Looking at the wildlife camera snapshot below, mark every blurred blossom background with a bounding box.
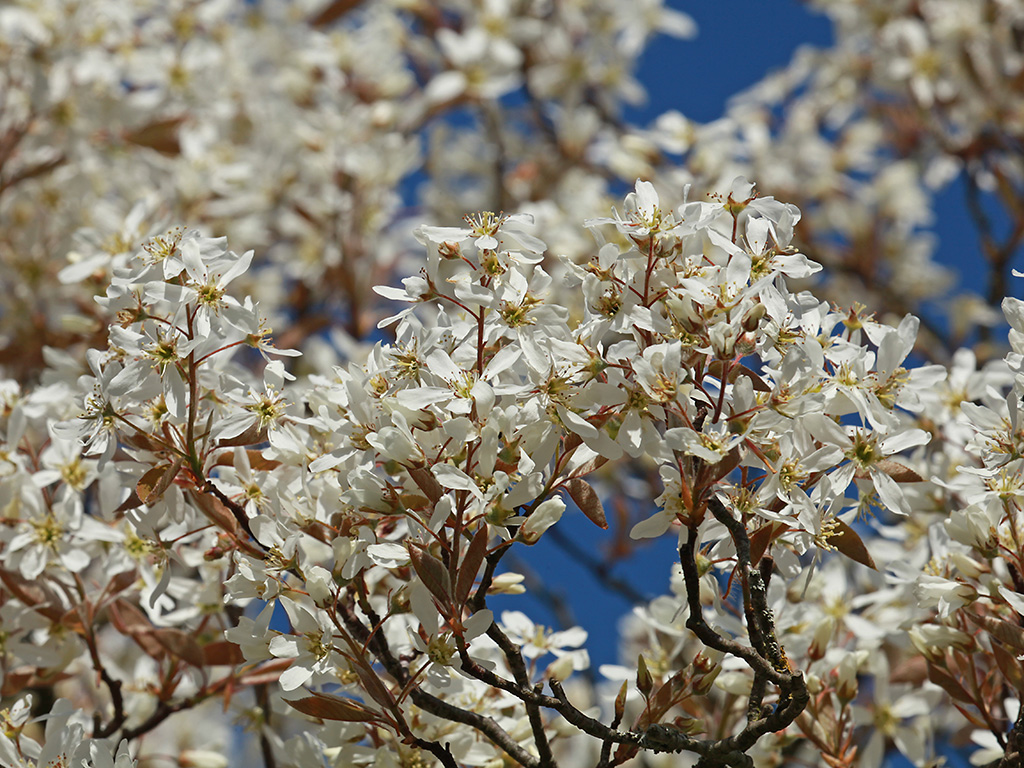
[2,0,1023,765]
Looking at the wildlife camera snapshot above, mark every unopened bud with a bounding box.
[808,616,835,661]
[518,498,565,545]
[734,331,757,356]
[741,302,767,332]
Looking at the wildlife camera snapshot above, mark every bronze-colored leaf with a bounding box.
[992,641,1024,693]
[114,490,144,515]
[830,519,876,570]
[399,493,430,512]
[61,605,87,635]
[926,661,974,704]
[122,116,185,155]
[149,628,205,667]
[346,656,398,711]
[105,569,139,599]
[215,422,269,448]
[614,680,628,722]
[967,612,1024,655]
[854,459,923,483]
[287,692,379,723]
[136,458,182,506]
[748,522,789,566]
[188,488,241,537]
[409,546,451,606]
[210,449,281,472]
[408,467,443,504]
[706,360,771,392]
[708,445,743,483]
[107,599,164,659]
[568,454,610,478]
[107,598,152,635]
[565,478,608,529]
[202,640,246,667]
[0,569,65,622]
[455,526,490,605]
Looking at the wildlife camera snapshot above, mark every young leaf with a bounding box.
[456,526,490,605]
[136,458,183,506]
[830,519,877,570]
[565,477,608,529]
[854,459,923,483]
[637,654,653,699]
[149,628,205,667]
[749,522,789,566]
[202,640,246,667]
[926,661,974,704]
[287,692,380,723]
[614,679,628,724]
[409,546,452,606]
[967,612,1024,655]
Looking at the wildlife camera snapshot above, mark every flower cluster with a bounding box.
[3,175,1020,767]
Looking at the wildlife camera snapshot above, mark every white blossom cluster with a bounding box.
[0,174,1018,767]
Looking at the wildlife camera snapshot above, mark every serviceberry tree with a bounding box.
[0,2,1022,768]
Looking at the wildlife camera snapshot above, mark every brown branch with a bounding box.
[337,597,542,768]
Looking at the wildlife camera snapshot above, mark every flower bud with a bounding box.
[808,616,835,661]
[305,565,335,607]
[741,302,767,332]
[518,497,565,544]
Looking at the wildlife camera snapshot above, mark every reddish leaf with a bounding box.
[854,459,923,483]
[136,459,182,506]
[614,680,628,723]
[202,640,246,667]
[107,600,164,659]
[565,477,608,529]
[399,493,430,512]
[309,0,364,28]
[107,598,152,635]
[408,467,443,504]
[409,546,451,606]
[1,669,73,697]
[456,526,490,605]
[748,522,789,566]
[991,641,1024,693]
[967,612,1024,655]
[0,569,65,622]
[122,116,185,155]
[707,360,771,392]
[61,606,87,636]
[215,422,268,448]
[926,661,974,704]
[188,489,241,537]
[708,446,743,484]
[568,454,610,478]
[287,692,379,723]
[114,490,144,514]
[105,568,139,599]
[347,656,398,711]
[210,449,281,472]
[149,628,205,667]
[831,519,876,571]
